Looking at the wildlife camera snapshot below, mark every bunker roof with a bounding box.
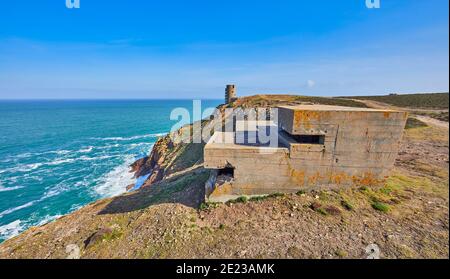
[277,104,399,112]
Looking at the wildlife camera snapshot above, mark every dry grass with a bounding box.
[347,93,449,109]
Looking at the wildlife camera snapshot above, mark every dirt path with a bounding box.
[415,115,449,129]
[347,99,449,129]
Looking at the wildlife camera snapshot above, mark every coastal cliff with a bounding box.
[0,95,448,259]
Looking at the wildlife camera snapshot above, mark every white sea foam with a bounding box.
[79,146,93,153]
[0,220,23,240]
[1,162,44,173]
[69,204,83,212]
[79,155,117,161]
[0,183,24,192]
[46,158,76,166]
[94,155,135,198]
[13,153,33,159]
[97,143,120,149]
[37,214,63,226]
[0,201,35,219]
[128,142,153,147]
[8,150,69,160]
[94,133,167,142]
[48,150,71,155]
[17,163,43,172]
[7,155,119,173]
[43,187,66,199]
[0,215,62,241]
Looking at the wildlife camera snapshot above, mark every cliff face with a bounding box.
[130,124,207,189]
[0,95,447,259]
[130,137,172,186]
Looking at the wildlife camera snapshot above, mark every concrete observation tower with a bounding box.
[225,84,237,104]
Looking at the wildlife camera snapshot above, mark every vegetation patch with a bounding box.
[296,190,306,196]
[249,196,268,202]
[233,196,249,204]
[267,192,285,198]
[335,250,348,258]
[405,126,449,142]
[429,111,449,122]
[84,227,123,249]
[310,202,341,216]
[405,118,428,129]
[340,199,354,211]
[346,93,449,109]
[386,172,448,197]
[199,202,221,211]
[371,202,390,213]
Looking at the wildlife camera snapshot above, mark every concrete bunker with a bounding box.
[204,104,408,202]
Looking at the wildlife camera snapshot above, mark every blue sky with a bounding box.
[0,0,448,99]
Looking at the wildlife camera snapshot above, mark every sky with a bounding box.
[0,0,448,99]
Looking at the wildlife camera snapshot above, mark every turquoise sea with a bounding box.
[0,99,221,242]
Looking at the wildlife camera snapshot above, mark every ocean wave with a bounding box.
[50,155,117,165]
[0,220,23,240]
[94,155,135,198]
[96,143,120,149]
[12,153,33,159]
[0,201,35,219]
[43,187,66,199]
[2,154,120,174]
[0,184,24,192]
[79,146,93,153]
[48,150,71,155]
[17,163,43,172]
[127,142,154,149]
[46,158,76,166]
[37,214,63,226]
[93,133,167,142]
[5,146,92,162]
[6,150,70,160]
[0,214,62,241]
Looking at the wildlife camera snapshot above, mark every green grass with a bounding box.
[296,190,306,196]
[346,93,449,109]
[248,196,268,202]
[340,199,354,211]
[227,196,249,204]
[428,111,449,122]
[335,250,348,258]
[245,193,286,203]
[267,192,285,198]
[316,208,329,216]
[104,230,123,241]
[405,118,428,129]
[371,202,390,213]
[199,202,220,211]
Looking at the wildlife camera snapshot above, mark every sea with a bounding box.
[0,99,221,242]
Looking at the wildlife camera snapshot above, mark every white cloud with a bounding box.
[307,80,316,88]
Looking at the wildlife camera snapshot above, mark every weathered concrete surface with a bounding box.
[225,84,237,104]
[204,105,408,202]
